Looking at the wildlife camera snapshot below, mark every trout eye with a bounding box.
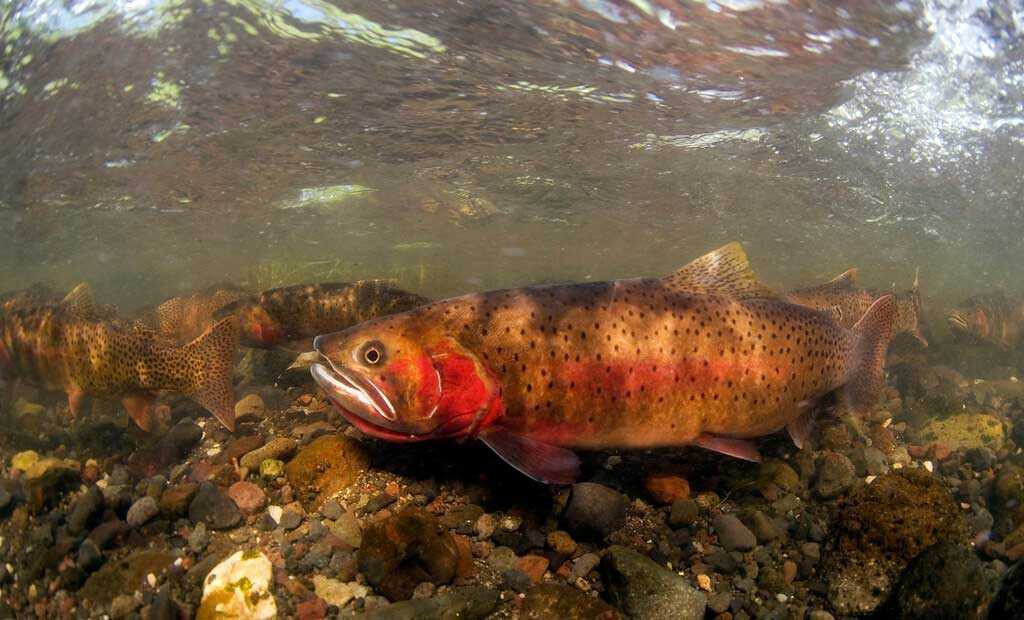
[360,341,385,366]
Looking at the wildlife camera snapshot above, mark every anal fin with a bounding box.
[122,392,156,431]
[693,434,762,463]
[480,428,580,484]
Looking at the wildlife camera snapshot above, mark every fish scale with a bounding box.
[311,243,896,483]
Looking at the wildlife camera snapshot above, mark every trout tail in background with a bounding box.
[843,294,896,415]
[907,267,929,347]
[180,316,240,431]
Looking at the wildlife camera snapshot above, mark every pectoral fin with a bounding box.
[479,428,580,484]
[787,401,817,449]
[693,434,762,463]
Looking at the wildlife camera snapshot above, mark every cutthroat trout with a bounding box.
[216,281,429,349]
[948,291,1024,349]
[0,303,239,432]
[136,285,252,344]
[310,244,895,483]
[786,268,927,347]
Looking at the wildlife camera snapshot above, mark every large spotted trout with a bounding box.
[310,244,895,483]
[785,268,927,346]
[0,299,239,432]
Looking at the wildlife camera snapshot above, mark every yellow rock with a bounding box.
[13,398,45,417]
[197,550,276,620]
[920,413,1006,451]
[24,457,80,480]
[11,450,40,471]
[285,435,368,510]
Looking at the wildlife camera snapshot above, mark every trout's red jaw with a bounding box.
[310,362,419,441]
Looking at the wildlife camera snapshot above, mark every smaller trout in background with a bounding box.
[948,291,1024,349]
[216,280,429,349]
[0,300,239,431]
[136,284,252,344]
[786,268,927,346]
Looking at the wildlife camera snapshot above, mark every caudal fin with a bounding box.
[182,316,239,431]
[844,294,896,415]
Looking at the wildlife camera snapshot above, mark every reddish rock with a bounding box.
[276,569,312,598]
[908,445,927,458]
[645,475,691,504]
[453,534,475,578]
[82,463,100,485]
[227,481,267,514]
[222,435,265,463]
[385,482,400,496]
[517,555,550,585]
[189,461,213,483]
[930,443,953,461]
[296,394,314,406]
[1006,542,1024,562]
[297,597,328,620]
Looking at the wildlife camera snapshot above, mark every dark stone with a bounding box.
[669,499,699,528]
[88,519,128,550]
[361,493,397,515]
[78,538,104,573]
[149,588,176,620]
[815,452,855,499]
[750,510,783,543]
[280,508,303,531]
[357,507,459,602]
[708,592,732,614]
[563,483,628,541]
[520,583,622,619]
[707,551,740,575]
[878,542,993,620]
[79,550,174,606]
[989,559,1024,620]
[503,569,532,593]
[491,529,531,554]
[321,499,344,521]
[603,545,706,620]
[439,504,484,535]
[356,586,498,620]
[128,421,203,478]
[24,464,80,513]
[67,487,104,535]
[713,514,756,552]
[188,482,242,530]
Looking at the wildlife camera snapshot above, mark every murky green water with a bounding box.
[3,0,1021,328]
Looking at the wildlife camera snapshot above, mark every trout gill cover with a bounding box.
[310,244,896,483]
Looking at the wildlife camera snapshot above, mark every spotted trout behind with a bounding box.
[136,284,252,344]
[0,301,239,432]
[310,243,896,483]
[216,280,429,349]
[785,268,927,347]
[948,290,1024,349]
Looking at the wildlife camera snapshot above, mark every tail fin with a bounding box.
[844,294,896,415]
[182,316,239,431]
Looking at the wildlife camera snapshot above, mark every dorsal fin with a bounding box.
[60,283,100,319]
[826,268,859,288]
[661,242,776,299]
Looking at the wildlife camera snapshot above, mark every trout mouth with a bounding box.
[310,360,416,441]
[947,313,970,333]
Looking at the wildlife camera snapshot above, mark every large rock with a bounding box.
[919,413,1005,452]
[351,586,498,620]
[285,435,368,510]
[814,452,855,499]
[989,559,1024,619]
[521,583,622,619]
[823,469,969,616]
[878,542,993,620]
[80,550,175,606]
[189,482,242,530]
[357,507,459,602]
[602,545,706,620]
[22,457,80,513]
[197,550,276,620]
[562,483,629,541]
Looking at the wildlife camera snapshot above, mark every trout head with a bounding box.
[310,318,500,442]
[948,303,991,341]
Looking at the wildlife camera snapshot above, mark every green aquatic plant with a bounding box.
[276,184,376,210]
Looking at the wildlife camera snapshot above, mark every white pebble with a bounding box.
[893,462,903,469]
[961,502,971,510]
[924,461,934,473]
[882,418,892,428]
[267,505,283,523]
[147,573,156,587]
[776,593,788,603]
[865,476,877,484]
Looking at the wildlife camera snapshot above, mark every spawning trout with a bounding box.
[948,291,1024,349]
[0,302,239,432]
[136,284,252,344]
[216,281,429,349]
[785,268,927,346]
[310,243,895,483]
